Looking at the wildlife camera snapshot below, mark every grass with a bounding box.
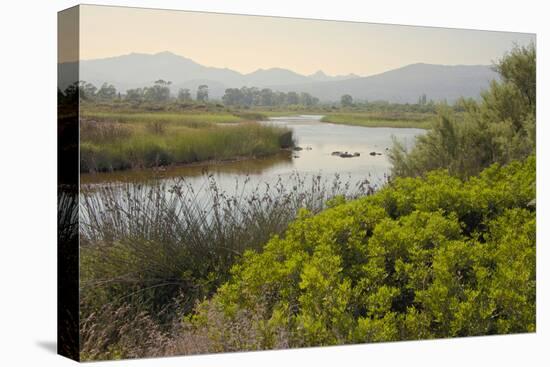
[79,173,375,360]
[321,112,435,129]
[81,111,245,128]
[80,110,292,173]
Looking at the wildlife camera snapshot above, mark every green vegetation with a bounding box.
[80,155,535,359]
[185,156,535,350]
[77,44,536,360]
[222,87,319,107]
[81,111,245,126]
[79,174,374,360]
[79,109,292,173]
[390,43,536,178]
[321,112,435,129]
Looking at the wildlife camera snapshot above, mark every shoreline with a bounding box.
[80,150,293,185]
[320,115,431,129]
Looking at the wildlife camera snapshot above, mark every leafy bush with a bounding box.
[186,156,535,351]
[390,43,535,178]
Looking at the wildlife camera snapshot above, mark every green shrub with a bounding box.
[390,43,535,178]
[186,156,535,350]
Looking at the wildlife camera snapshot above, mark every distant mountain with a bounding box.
[77,51,361,97]
[275,63,499,103]
[308,70,359,82]
[69,52,498,102]
[244,68,311,86]
[79,51,244,94]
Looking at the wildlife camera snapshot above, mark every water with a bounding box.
[80,115,424,194]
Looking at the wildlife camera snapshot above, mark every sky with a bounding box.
[74,4,535,77]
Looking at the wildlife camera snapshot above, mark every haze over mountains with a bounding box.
[74,51,499,103]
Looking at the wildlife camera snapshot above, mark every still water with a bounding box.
[80,115,424,192]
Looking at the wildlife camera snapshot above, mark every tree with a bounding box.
[300,92,316,106]
[286,91,299,105]
[493,43,536,110]
[144,79,172,102]
[79,81,97,101]
[221,87,320,107]
[126,88,144,102]
[177,88,192,102]
[96,83,117,100]
[260,88,274,106]
[196,85,209,102]
[222,88,243,106]
[390,43,536,179]
[418,93,427,105]
[341,94,353,107]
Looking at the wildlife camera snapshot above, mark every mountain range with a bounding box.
[65,51,499,103]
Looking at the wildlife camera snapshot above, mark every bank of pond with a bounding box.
[79,109,432,174]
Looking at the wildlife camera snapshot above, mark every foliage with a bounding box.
[79,173,375,359]
[79,108,292,173]
[186,156,535,351]
[340,94,353,107]
[390,43,536,178]
[196,84,209,102]
[177,88,192,102]
[96,83,117,100]
[222,87,319,107]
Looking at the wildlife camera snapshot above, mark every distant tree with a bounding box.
[96,83,117,100]
[221,86,320,107]
[418,93,427,105]
[126,88,144,102]
[78,81,97,101]
[222,88,243,106]
[286,91,299,105]
[177,88,192,102]
[340,94,353,107]
[274,91,286,106]
[196,85,209,102]
[260,88,274,106]
[300,92,313,106]
[144,79,172,102]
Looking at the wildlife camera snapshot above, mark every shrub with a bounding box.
[79,172,376,357]
[186,156,535,351]
[390,43,535,179]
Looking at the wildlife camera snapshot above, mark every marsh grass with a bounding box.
[80,120,132,143]
[79,173,376,360]
[80,116,293,173]
[321,112,434,129]
[81,111,243,127]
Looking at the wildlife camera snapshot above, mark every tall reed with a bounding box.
[79,172,376,359]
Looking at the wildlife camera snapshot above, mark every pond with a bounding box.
[80,115,424,193]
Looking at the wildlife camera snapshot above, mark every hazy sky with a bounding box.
[76,4,535,77]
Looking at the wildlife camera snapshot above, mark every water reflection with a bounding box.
[81,115,424,191]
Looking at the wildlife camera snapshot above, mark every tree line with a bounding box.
[222,87,319,107]
[78,79,210,104]
[75,80,322,107]
[66,79,459,112]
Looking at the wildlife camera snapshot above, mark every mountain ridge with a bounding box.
[66,51,499,102]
